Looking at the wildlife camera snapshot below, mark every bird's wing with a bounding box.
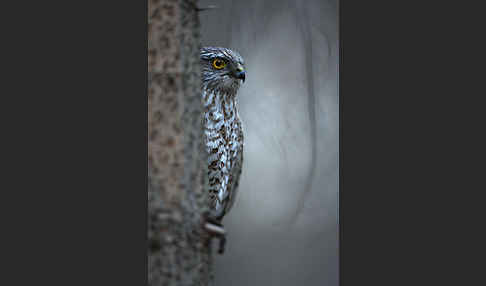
[223,125,244,216]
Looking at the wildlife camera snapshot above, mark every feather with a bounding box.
[200,47,245,222]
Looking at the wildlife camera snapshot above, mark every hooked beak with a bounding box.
[235,70,245,82]
[233,65,246,82]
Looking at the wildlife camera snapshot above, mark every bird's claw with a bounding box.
[218,235,226,254]
[204,218,227,254]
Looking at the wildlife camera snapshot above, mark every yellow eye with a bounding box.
[212,58,226,69]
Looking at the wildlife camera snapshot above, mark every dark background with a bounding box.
[199,1,339,285]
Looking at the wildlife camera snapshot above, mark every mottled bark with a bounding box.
[148,0,212,285]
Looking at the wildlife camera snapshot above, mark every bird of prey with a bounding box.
[200,47,246,253]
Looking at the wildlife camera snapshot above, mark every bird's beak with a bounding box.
[235,71,245,82]
[234,65,245,82]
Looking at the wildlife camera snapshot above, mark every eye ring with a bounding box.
[212,58,226,69]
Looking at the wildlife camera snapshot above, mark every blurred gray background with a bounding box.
[199,1,338,285]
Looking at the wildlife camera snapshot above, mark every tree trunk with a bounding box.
[148,0,211,285]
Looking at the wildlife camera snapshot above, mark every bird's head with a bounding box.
[200,47,246,95]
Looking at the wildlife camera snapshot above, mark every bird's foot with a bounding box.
[204,218,226,254]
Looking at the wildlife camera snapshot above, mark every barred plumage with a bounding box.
[200,47,245,222]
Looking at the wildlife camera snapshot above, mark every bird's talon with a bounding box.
[218,235,226,254]
[204,219,226,255]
